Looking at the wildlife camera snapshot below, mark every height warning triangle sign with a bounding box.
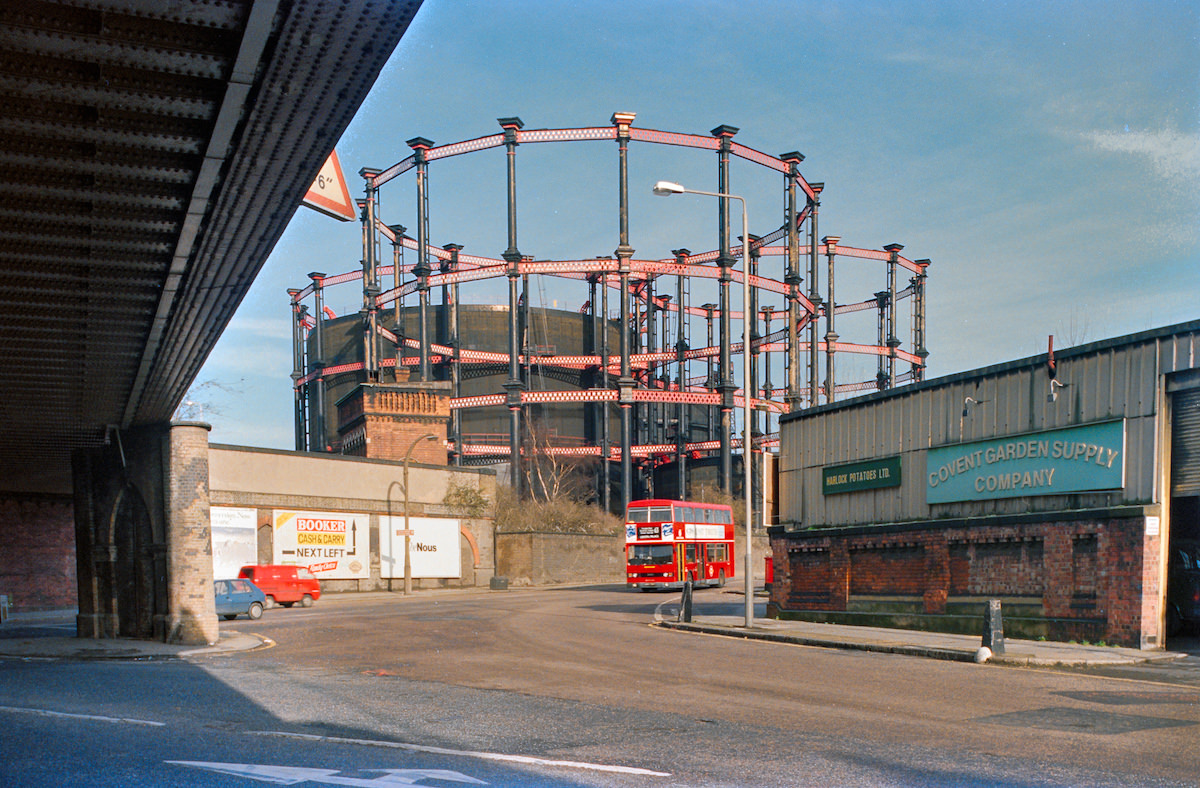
[302,150,356,221]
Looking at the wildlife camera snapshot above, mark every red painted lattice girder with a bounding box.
[426,133,505,161]
[395,355,446,366]
[631,260,719,281]
[685,250,721,264]
[371,155,416,188]
[458,433,779,459]
[628,127,720,150]
[522,389,617,405]
[378,281,419,303]
[395,234,453,261]
[309,327,916,380]
[430,265,507,288]
[750,203,813,250]
[826,243,925,274]
[729,141,788,174]
[836,380,879,394]
[518,127,616,144]
[520,259,618,276]
[738,396,787,414]
[830,341,923,365]
[632,389,720,406]
[453,393,507,409]
[630,350,679,365]
[538,445,604,457]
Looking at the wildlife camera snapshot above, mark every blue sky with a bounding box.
[189,0,1200,449]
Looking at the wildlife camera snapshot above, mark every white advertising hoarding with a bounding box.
[210,506,257,579]
[380,517,461,579]
[272,509,370,580]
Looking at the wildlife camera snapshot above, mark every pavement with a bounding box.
[656,614,1188,667]
[0,609,272,661]
[0,600,1188,667]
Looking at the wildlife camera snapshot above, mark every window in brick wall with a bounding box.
[788,549,830,605]
[850,546,924,595]
[1072,534,1098,599]
[960,539,1045,597]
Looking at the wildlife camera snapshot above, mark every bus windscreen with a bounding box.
[627,544,674,565]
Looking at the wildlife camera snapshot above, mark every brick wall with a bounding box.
[164,422,218,645]
[770,513,1159,648]
[337,382,449,463]
[786,548,832,607]
[0,494,76,611]
[850,546,925,595]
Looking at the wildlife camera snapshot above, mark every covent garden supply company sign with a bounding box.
[926,420,1125,504]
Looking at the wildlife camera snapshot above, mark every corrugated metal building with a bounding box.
[770,320,1200,649]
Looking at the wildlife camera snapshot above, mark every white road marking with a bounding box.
[0,704,164,726]
[250,730,672,777]
[653,595,683,623]
[168,761,485,785]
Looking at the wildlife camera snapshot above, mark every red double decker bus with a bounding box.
[625,499,736,590]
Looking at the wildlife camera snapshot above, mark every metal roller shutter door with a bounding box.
[1172,387,1200,496]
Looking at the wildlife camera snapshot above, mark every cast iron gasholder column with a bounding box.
[809,186,824,406]
[613,112,637,512]
[308,271,327,451]
[387,224,407,378]
[499,117,525,496]
[781,152,804,410]
[912,260,931,382]
[674,248,690,497]
[406,137,435,382]
[288,289,305,451]
[713,124,738,495]
[445,243,463,464]
[823,235,840,403]
[884,243,904,388]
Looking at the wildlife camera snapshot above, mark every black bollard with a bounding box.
[982,598,1005,655]
[680,580,693,623]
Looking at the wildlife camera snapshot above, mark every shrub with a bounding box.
[494,485,621,536]
[442,477,492,519]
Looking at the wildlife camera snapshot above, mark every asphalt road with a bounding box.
[3,585,1200,787]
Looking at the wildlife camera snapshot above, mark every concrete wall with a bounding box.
[497,531,625,586]
[209,444,499,592]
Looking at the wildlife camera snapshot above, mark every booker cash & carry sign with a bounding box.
[273,509,369,579]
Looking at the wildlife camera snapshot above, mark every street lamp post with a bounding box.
[402,432,438,595]
[653,181,755,628]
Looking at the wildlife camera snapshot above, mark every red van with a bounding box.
[238,564,321,609]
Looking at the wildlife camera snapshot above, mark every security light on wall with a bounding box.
[962,396,989,418]
[1048,378,1069,402]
